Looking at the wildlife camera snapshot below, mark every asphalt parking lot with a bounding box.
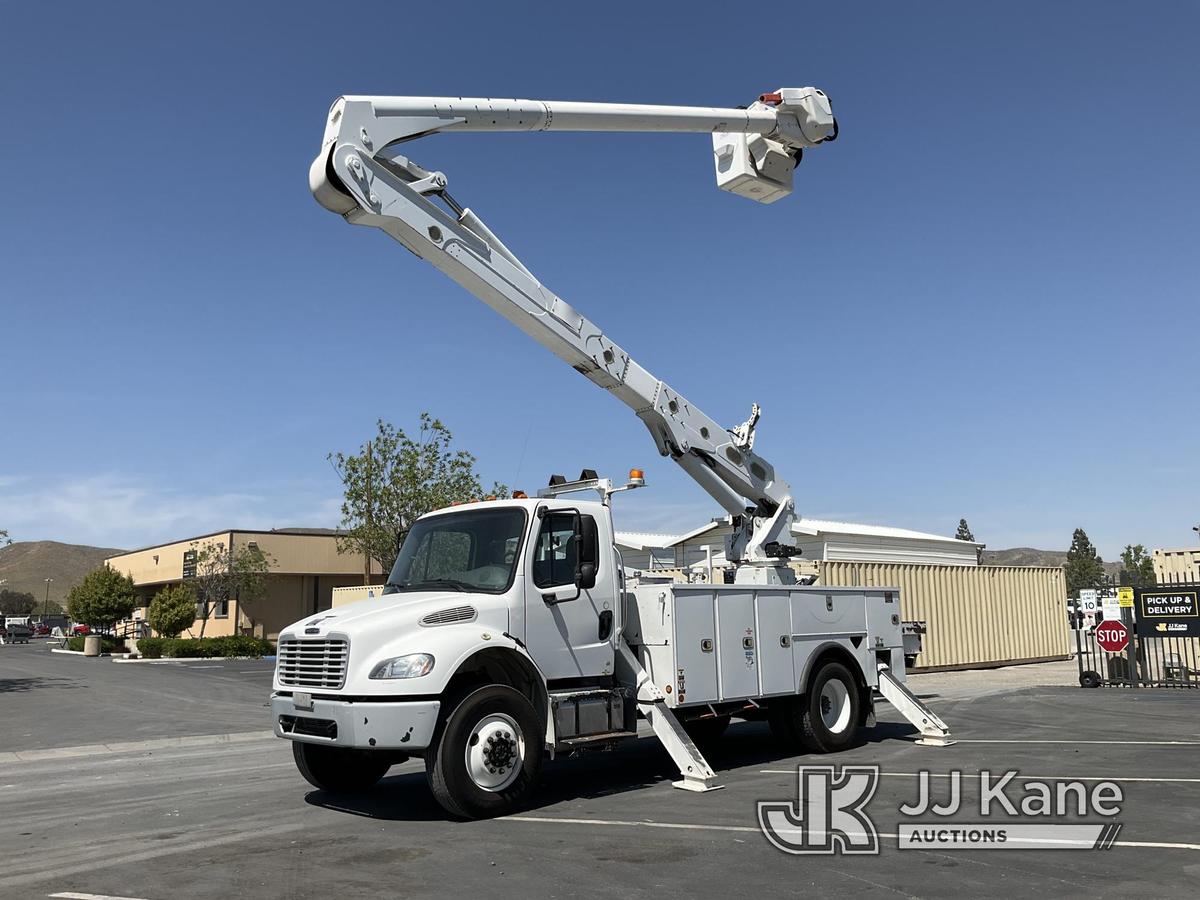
[2,643,1198,899]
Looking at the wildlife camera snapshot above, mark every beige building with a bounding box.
[106,529,384,640]
[1153,545,1200,585]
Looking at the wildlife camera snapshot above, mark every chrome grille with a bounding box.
[277,638,348,690]
[420,605,477,626]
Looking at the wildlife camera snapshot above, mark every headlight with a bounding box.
[369,653,435,679]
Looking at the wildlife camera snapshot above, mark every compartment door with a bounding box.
[756,591,796,696]
[716,590,758,701]
[672,590,718,705]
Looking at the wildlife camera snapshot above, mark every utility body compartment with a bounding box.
[624,583,905,707]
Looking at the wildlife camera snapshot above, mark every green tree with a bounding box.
[330,414,508,579]
[955,519,975,542]
[1119,544,1157,588]
[147,583,198,638]
[0,589,38,616]
[190,541,274,638]
[66,566,137,629]
[1064,528,1105,597]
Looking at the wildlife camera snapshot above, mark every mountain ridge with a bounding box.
[0,541,126,608]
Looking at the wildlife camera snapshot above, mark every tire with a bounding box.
[1079,670,1103,689]
[425,685,543,819]
[292,742,393,792]
[799,661,862,753]
[683,715,730,750]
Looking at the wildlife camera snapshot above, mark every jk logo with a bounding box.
[758,765,881,855]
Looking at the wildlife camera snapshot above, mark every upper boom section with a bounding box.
[317,91,836,205]
[324,92,834,146]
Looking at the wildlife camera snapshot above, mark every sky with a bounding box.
[1,1,1197,559]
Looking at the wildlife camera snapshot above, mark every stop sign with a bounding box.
[1096,620,1129,653]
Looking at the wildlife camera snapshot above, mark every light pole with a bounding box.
[44,578,53,621]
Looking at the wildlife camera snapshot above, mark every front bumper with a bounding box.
[271,693,440,751]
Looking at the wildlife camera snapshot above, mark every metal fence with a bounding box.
[1075,627,1200,688]
[1075,584,1200,689]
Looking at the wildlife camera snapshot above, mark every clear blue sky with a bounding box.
[1,1,1196,558]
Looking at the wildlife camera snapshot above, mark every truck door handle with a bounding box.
[598,610,613,641]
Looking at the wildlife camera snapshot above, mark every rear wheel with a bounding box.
[292,742,393,792]
[799,661,861,753]
[769,660,863,754]
[426,685,543,819]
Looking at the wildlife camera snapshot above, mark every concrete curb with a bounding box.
[0,730,276,764]
[111,655,275,664]
[49,648,95,656]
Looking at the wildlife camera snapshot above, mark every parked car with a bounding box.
[2,621,33,644]
[71,624,91,635]
[33,623,51,636]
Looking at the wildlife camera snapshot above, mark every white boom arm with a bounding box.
[309,92,838,575]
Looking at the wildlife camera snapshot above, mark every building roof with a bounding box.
[617,518,980,550]
[792,518,979,546]
[107,526,346,559]
[614,531,686,551]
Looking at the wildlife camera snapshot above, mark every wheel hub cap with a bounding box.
[819,679,852,733]
[465,712,524,792]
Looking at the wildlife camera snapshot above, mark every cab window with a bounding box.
[532,512,598,588]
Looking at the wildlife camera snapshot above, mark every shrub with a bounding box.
[147,584,197,638]
[137,635,274,659]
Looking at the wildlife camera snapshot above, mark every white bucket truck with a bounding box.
[274,90,950,818]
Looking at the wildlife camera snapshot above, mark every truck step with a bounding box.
[555,729,639,749]
[550,687,630,742]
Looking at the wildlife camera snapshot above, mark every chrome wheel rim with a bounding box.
[819,678,852,733]
[464,712,524,792]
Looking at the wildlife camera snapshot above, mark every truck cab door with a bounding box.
[524,509,616,681]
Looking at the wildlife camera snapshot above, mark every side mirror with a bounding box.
[576,561,597,591]
[574,514,599,590]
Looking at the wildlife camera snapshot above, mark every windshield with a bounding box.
[384,507,527,594]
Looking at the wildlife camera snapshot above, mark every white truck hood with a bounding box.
[274,589,513,695]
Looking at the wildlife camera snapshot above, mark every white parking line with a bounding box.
[502,815,1200,851]
[49,893,151,900]
[759,770,1200,783]
[186,665,223,669]
[950,739,1200,745]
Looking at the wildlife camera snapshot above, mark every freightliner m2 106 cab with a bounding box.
[273,91,951,818]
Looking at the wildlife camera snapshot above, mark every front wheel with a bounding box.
[426,685,543,819]
[292,742,393,792]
